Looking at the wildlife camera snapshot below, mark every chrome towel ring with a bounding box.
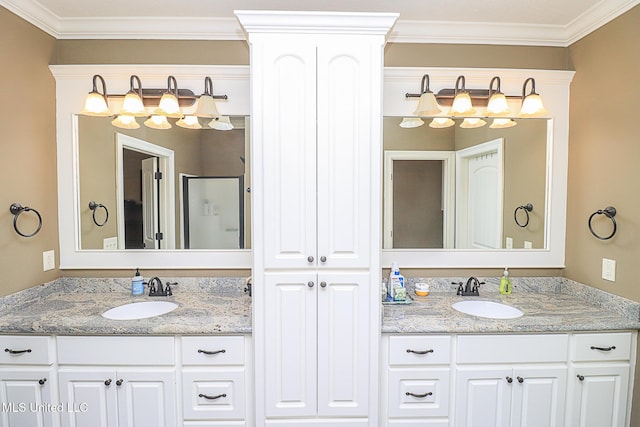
[88,201,109,227]
[514,203,533,228]
[588,206,617,240]
[9,203,42,238]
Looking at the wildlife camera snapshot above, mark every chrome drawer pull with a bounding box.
[590,345,616,351]
[199,393,227,400]
[405,391,433,398]
[406,349,434,355]
[4,348,32,355]
[198,349,226,355]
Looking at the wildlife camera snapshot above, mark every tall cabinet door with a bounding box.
[0,368,55,427]
[317,271,370,416]
[264,272,318,418]
[259,39,318,270]
[316,41,375,269]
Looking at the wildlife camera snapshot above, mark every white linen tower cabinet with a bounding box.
[236,10,397,427]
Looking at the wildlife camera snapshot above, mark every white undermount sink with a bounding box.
[452,300,523,319]
[102,301,178,320]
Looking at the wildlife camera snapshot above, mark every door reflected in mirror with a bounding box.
[77,115,251,250]
[383,117,548,250]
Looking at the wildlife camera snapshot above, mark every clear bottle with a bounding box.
[132,268,144,296]
[499,267,512,295]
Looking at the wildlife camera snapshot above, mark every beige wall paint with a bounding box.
[0,8,59,296]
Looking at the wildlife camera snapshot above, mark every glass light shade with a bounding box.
[176,115,202,130]
[119,92,147,117]
[111,115,140,129]
[429,117,455,128]
[209,116,234,131]
[490,118,517,129]
[413,92,442,116]
[450,92,475,116]
[80,92,112,117]
[460,118,487,129]
[144,115,171,130]
[399,117,425,128]
[485,93,511,116]
[154,93,183,118]
[519,94,548,117]
[195,95,221,118]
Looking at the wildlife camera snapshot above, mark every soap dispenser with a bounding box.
[132,268,144,296]
[499,267,512,295]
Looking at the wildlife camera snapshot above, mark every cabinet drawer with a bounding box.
[388,368,450,418]
[182,368,245,420]
[182,336,245,366]
[457,334,569,364]
[57,336,174,365]
[0,335,54,365]
[389,336,451,365]
[572,332,633,362]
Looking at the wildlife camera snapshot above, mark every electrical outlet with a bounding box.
[524,241,532,249]
[602,258,616,282]
[505,237,513,249]
[43,250,55,271]
[103,237,118,250]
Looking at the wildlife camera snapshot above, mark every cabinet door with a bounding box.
[316,40,376,269]
[264,272,318,417]
[59,368,118,427]
[317,272,371,416]
[568,364,630,427]
[116,369,176,427]
[0,368,55,427]
[259,38,318,269]
[455,367,512,427]
[511,366,567,427]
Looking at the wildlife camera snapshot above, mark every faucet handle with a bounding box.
[451,281,464,295]
[165,282,177,296]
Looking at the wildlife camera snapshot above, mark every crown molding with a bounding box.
[2,0,638,46]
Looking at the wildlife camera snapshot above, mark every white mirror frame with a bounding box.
[51,65,251,269]
[383,67,575,268]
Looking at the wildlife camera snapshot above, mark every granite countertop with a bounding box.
[383,277,640,334]
[0,277,252,335]
[1,276,639,336]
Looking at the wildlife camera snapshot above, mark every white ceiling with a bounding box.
[2,0,638,46]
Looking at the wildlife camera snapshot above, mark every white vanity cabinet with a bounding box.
[56,336,176,427]
[0,335,56,427]
[180,335,249,426]
[566,332,634,427]
[237,11,397,426]
[455,334,569,427]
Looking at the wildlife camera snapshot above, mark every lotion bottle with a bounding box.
[499,267,512,295]
[132,268,144,296]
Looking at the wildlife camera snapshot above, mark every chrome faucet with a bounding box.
[452,277,485,296]
[147,277,175,297]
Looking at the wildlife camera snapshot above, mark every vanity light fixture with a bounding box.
[399,117,425,128]
[111,115,140,129]
[144,115,172,130]
[490,118,517,129]
[119,75,147,116]
[195,76,223,118]
[519,77,548,117]
[450,76,475,116]
[176,115,203,130]
[80,75,112,117]
[209,116,234,131]
[429,117,455,128]
[154,76,183,118]
[460,117,486,128]
[485,76,511,117]
[410,75,443,116]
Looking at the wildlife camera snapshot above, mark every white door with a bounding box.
[317,271,370,416]
[0,368,55,427]
[58,369,118,427]
[264,272,318,418]
[141,157,159,249]
[455,367,512,427]
[456,139,504,249]
[568,364,629,427]
[116,369,176,427]
[511,366,567,427]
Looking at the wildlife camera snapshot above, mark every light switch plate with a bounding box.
[103,237,118,250]
[505,237,513,249]
[602,258,616,282]
[43,250,55,271]
[524,241,532,249]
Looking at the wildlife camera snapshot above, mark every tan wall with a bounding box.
[0,8,59,296]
